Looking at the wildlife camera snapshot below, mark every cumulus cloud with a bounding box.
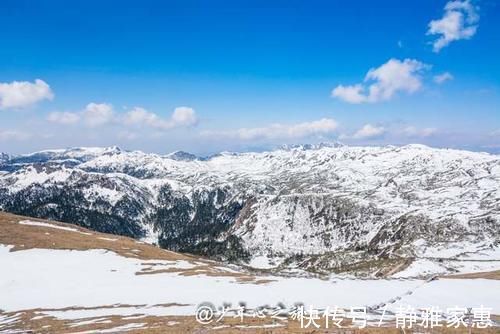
[0,79,54,110]
[202,118,338,141]
[352,124,386,139]
[47,111,81,124]
[46,103,198,132]
[123,107,159,126]
[47,102,114,127]
[331,84,366,104]
[427,0,479,52]
[83,103,114,127]
[0,130,31,141]
[433,72,454,84]
[340,124,437,141]
[123,106,198,130]
[332,59,428,104]
[171,107,198,126]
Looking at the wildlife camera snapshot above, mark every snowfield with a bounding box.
[1,245,499,318]
[0,213,499,332]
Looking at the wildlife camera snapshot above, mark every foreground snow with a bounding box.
[1,245,499,321]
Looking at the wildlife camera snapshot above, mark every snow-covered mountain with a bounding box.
[1,144,499,278]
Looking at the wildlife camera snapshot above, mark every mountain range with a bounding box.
[1,143,499,278]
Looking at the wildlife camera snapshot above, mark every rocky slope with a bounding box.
[1,143,499,277]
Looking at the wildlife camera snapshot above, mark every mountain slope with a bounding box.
[0,144,499,277]
[1,211,499,333]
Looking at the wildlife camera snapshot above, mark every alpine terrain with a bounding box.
[0,143,499,278]
[2,211,499,332]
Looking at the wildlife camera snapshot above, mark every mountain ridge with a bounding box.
[1,143,499,278]
[2,142,498,162]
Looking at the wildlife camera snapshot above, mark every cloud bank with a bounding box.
[124,106,198,129]
[202,118,338,141]
[48,104,198,131]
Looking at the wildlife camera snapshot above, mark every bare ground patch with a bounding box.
[1,308,499,334]
[1,211,499,333]
[443,270,500,280]
[0,211,271,283]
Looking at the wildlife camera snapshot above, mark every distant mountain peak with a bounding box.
[165,150,198,161]
[0,152,9,163]
[278,141,345,151]
[6,146,124,165]
[401,144,431,150]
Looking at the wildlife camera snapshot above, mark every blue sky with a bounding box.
[0,0,499,154]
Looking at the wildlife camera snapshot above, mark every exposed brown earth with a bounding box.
[444,270,500,280]
[0,211,188,261]
[0,211,499,333]
[0,211,270,283]
[2,309,499,334]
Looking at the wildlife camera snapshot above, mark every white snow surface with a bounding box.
[18,220,91,235]
[0,245,499,320]
[248,255,279,269]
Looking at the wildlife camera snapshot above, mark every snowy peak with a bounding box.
[0,153,9,163]
[0,144,499,278]
[278,141,345,151]
[165,150,198,161]
[9,146,123,165]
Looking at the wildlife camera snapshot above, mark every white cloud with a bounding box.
[124,106,198,130]
[490,129,500,137]
[0,79,54,110]
[433,72,454,84]
[402,126,438,137]
[123,107,159,126]
[341,124,436,141]
[331,84,366,104]
[332,59,428,104]
[47,111,81,124]
[352,124,386,139]
[45,103,198,132]
[202,118,338,141]
[171,107,198,126]
[427,0,479,52]
[0,130,31,141]
[83,103,114,127]
[46,103,114,127]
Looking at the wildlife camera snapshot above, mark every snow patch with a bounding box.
[18,220,91,235]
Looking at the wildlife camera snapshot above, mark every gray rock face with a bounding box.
[0,153,9,163]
